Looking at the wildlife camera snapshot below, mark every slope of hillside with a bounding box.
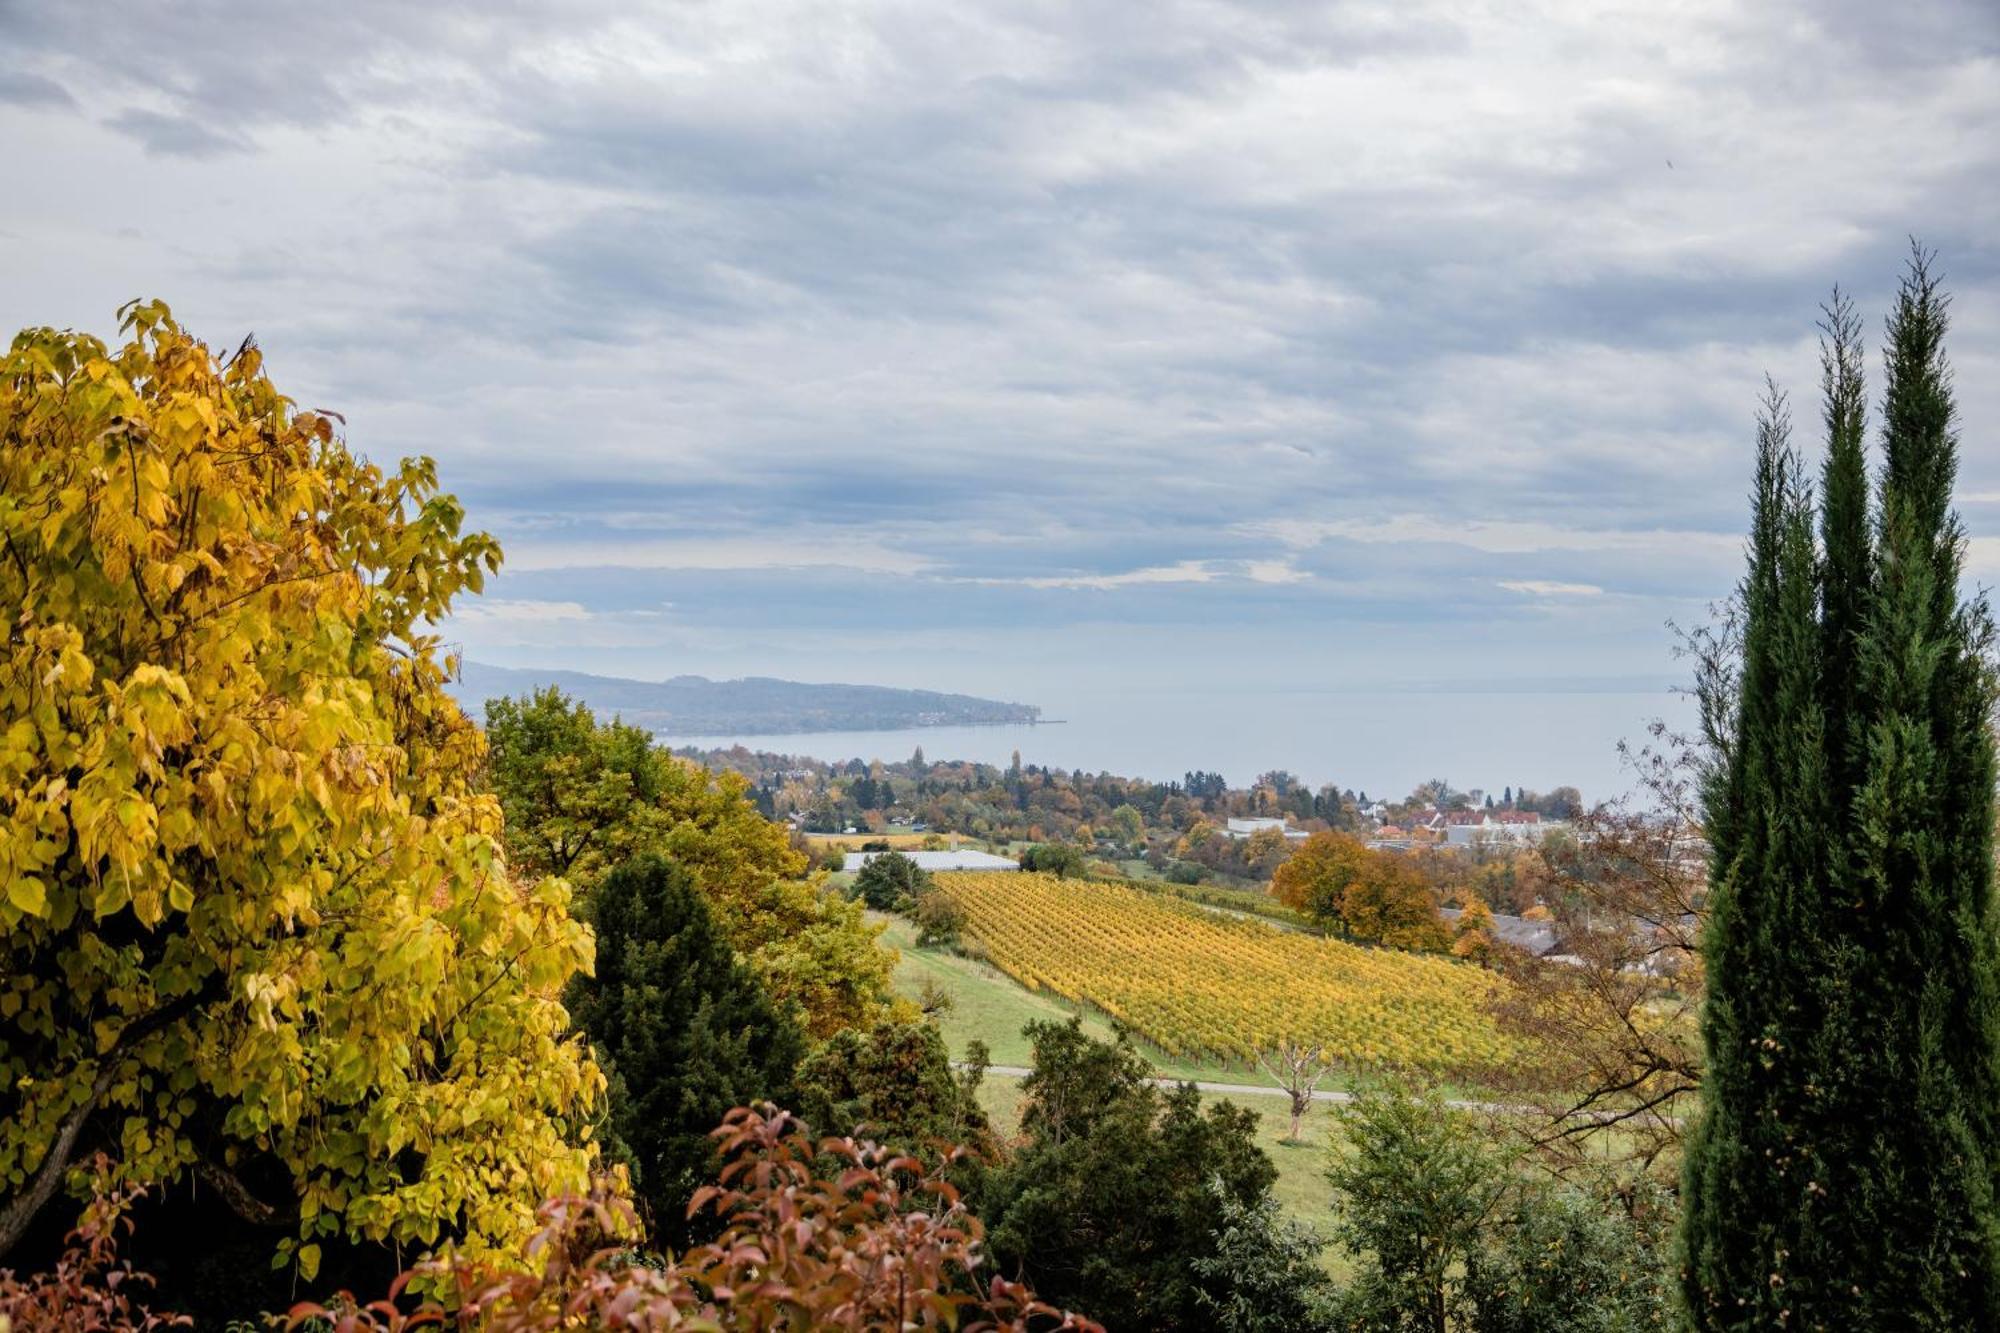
[449,661,1041,734]
[935,871,1516,1072]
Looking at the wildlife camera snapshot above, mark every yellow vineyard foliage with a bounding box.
[937,872,1518,1072]
[0,304,600,1272]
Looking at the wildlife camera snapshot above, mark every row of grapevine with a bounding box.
[937,871,1518,1071]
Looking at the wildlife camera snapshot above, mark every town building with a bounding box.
[1438,906,1561,956]
[1442,810,1555,847]
[849,849,1020,872]
[1223,816,1310,842]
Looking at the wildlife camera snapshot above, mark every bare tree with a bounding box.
[1487,716,1708,1190]
[1256,1038,1333,1142]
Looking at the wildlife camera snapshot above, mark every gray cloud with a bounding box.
[104,108,253,158]
[0,69,74,108]
[1,0,1996,700]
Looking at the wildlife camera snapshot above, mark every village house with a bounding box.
[1442,809,1555,847]
[1438,905,1561,956]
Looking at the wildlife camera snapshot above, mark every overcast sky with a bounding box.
[5,0,1999,710]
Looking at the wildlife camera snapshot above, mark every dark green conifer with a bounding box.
[1683,251,2000,1329]
[567,854,804,1249]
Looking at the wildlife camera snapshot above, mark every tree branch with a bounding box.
[0,1063,115,1259]
[195,1156,296,1229]
[0,973,226,1259]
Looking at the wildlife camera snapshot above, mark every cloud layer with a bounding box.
[4,0,1998,710]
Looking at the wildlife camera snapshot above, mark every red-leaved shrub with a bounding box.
[0,1168,188,1333]
[289,1104,1101,1331]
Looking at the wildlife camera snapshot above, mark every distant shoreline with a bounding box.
[663,716,1051,742]
[452,660,1039,735]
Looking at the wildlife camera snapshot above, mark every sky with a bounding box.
[5,0,2000,736]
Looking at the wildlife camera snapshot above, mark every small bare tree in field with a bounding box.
[1257,1038,1332,1142]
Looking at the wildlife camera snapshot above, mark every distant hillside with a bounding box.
[449,662,1041,736]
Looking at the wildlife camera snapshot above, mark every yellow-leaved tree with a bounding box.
[0,303,601,1277]
[483,686,904,1041]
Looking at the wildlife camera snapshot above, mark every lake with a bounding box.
[666,685,1696,807]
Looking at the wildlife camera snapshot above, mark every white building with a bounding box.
[849,850,1020,872]
[1442,811,1557,848]
[1223,817,1310,842]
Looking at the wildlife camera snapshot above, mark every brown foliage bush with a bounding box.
[0,1168,188,1333]
[288,1104,1102,1331]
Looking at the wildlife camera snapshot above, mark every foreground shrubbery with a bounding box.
[3,1109,1102,1333]
[0,1173,186,1332]
[1328,1083,1674,1333]
[982,1020,1278,1331]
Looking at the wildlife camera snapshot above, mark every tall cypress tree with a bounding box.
[1832,252,2000,1323]
[1683,251,2000,1328]
[1681,383,1830,1327]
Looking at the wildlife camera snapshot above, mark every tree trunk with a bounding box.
[0,975,223,1258]
[0,1065,112,1259]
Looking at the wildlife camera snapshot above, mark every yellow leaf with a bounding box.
[6,875,46,916]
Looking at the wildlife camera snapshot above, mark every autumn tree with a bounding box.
[1241,825,1293,876]
[0,306,599,1274]
[1450,895,1496,963]
[483,688,902,1039]
[1274,832,1448,951]
[1486,730,1704,1188]
[1271,831,1372,929]
[912,886,968,948]
[483,688,663,882]
[1344,859,1451,953]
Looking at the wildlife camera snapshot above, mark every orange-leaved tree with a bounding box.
[1270,830,1371,927]
[1272,831,1448,951]
[0,304,600,1275]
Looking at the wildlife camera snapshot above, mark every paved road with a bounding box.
[974,1064,1533,1115]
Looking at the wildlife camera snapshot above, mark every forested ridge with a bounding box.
[452,661,1041,736]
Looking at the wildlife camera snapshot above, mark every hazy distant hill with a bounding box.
[449,662,1041,736]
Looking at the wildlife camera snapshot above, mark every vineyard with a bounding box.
[936,872,1518,1072]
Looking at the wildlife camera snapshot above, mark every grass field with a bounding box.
[967,1067,1349,1235]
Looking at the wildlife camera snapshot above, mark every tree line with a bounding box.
[695,743,1583,857]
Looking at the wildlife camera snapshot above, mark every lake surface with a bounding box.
[667,686,1696,807]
